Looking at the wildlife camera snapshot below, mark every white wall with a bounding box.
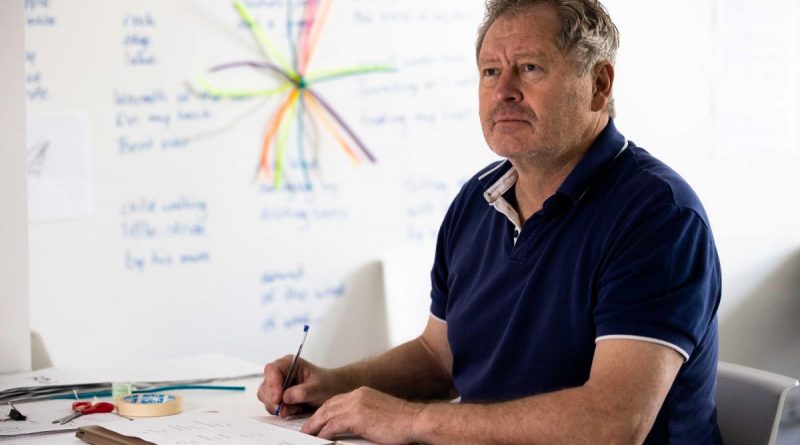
[604,0,800,377]
[0,0,31,374]
[603,1,800,440]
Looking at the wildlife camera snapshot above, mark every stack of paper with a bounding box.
[99,412,332,445]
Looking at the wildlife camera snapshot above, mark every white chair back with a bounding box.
[715,361,799,445]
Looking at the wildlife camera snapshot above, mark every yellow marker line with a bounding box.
[234,0,299,81]
[198,75,294,98]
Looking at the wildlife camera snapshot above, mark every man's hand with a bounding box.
[301,387,424,444]
[258,316,454,419]
[257,355,352,417]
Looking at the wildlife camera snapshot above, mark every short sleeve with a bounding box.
[429,202,454,321]
[595,204,721,360]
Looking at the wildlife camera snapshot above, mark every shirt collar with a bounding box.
[557,119,627,205]
[479,119,627,209]
[480,163,522,232]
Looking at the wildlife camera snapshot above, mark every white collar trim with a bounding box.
[480,140,628,244]
[483,165,522,240]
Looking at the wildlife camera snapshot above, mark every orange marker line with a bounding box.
[303,91,359,163]
[261,90,300,177]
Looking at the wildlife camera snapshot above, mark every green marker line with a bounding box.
[198,76,294,98]
[234,0,299,81]
[305,65,395,84]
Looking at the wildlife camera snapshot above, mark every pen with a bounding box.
[275,324,309,417]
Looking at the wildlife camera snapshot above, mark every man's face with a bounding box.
[478,5,596,161]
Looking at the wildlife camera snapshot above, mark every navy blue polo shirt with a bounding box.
[430,120,722,444]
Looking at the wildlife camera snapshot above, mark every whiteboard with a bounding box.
[24,0,495,368]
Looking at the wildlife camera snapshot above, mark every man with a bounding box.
[258,1,723,443]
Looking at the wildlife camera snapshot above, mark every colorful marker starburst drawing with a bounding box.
[198,0,393,189]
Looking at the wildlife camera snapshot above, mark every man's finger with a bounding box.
[264,356,296,404]
[283,381,313,405]
[317,418,347,440]
[278,403,304,418]
[264,361,287,382]
[268,381,285,407]
[301,402,330,435]
[256,380,269,405]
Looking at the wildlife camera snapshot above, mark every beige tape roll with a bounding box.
[115,393,183,417]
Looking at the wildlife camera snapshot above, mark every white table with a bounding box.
[1,356,377,444]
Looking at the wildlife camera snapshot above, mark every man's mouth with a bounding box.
[494,118,530,125]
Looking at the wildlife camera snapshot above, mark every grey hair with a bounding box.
[476,0,620,117]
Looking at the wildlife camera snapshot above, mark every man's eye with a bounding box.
[483,68,498,76]
[523,64,538,72]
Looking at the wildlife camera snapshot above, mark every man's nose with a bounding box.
[494,71,523,103]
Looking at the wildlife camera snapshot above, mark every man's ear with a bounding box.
[591,61,614,113]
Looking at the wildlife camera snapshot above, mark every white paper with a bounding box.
[104,412,332,445]
[262,414,308,431]
[263,415,379,445]
[0,354,262,392]
[26,113,93,222]
[0,398,123,440]
[0,368,96,393]
[88,353,264,383]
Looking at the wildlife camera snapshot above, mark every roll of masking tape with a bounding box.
[115,393,183,417]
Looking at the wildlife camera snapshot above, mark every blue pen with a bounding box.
[275,324,309,417]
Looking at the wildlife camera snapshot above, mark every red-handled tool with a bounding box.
[52,401,114,425]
